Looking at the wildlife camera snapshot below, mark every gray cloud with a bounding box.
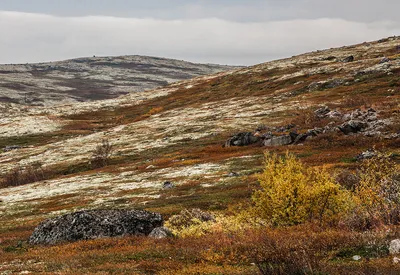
[0,11,399,65]
[1,0,400,22]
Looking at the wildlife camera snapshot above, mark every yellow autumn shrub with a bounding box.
[251,152,351,226]
[351,152,400,228]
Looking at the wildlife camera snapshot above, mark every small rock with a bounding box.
[227,172,239,177]
[293,133,308,144]
[3,145,22,152]
[393,257,400,264]
[389,239,400,255]
[356,149,377,161]
[323,56,336,61]
[352,255,362,261]
[326,110,342,119]
[342,55,354,62]
[315,106,330,118]
[148,227,174,239]
[163,181,175,189]
[379,57,390,64]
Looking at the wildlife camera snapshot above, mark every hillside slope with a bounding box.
[0,55,238,106]
[0,36,399,274]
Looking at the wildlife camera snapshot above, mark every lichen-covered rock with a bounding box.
[338,120,368,135]
[29,209,163,245]
[263,135,293,146]
[149,227,174,239]
[389,239,400,255]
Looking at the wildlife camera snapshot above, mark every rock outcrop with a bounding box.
[29,209,163,245]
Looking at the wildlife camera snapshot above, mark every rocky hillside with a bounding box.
[0,36,399,274]
[0,55,238,106]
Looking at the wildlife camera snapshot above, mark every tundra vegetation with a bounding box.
[0,37,400,274]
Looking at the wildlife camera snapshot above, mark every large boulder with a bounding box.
[29,209,163,245]
[225,132,260,147]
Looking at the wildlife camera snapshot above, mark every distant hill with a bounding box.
[0,55,240,106]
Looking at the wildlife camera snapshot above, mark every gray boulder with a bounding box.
[338,120,368,135]
[389,239,400,255]
[29,209,163,245]
[149,227,174,239]
[314,106,330,118]
[225,132,260,147]
[263,135,293,146]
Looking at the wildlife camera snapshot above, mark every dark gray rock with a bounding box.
[275,124,295,132]
[227,172,239,177]
[163,181,175,189]
[148,227,174,239]
[29,209,163,245]
[225,132,260,147]
[379,57,390,64]
[307,128,324,137]
[3,145,22,152]
[323,56,336,61]
[263,135,293,146]
[356,149,378,161]
[342,55,354,62]
[314,106,331,117]
[293,133,309,144]
[338,120,368,135]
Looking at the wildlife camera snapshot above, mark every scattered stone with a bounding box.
[352,255,362,261]
[293,133,308,144]
[29,209,163,245]
[227,172,239,177]
[148,227,174,239]
[325,110,342,119]
[306,127,324,137]
[342,55,354,62]
[389,239,400,255]
[393,257,400,264]
[163,181,175,189]
[3,145,22,152]
[275,124,295,132]
[356,149,378,161]
[255,124,268,131]
[338,120,368,135]
[263,135,293,146]
[224,132,260,147]
[379,57,390,64]
[323,56,336,61]
[315,106,330,118]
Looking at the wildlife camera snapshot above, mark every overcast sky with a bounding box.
[0,0,399,65]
